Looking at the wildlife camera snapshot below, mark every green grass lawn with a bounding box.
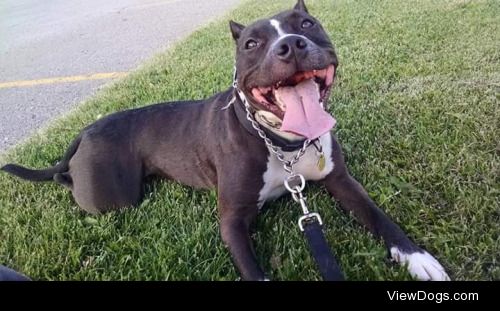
[0,0,498,280]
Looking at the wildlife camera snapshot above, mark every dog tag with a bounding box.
[317,153,326,171]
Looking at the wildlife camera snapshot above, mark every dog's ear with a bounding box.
[294,0,309,13]
[229,20,245,41]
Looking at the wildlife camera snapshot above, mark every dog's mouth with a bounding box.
[249,64,335,119]
[247,64,336,140]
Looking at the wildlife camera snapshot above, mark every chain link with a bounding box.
[236,88,312,174]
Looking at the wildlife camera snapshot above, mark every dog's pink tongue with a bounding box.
[277,79,336,140]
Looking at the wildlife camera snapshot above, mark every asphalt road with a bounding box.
[0,0,241,153]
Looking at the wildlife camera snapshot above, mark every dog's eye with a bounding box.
[245,39,258,50]
[301,19,314,29]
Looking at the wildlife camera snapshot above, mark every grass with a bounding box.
[0,0,498,280]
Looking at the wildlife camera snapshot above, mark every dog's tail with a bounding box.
[1,135,82,183]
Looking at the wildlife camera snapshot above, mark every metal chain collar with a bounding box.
[232,73,323,230]
[236,87,311,174]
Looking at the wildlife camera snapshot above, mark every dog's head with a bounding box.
[230,0,338,140]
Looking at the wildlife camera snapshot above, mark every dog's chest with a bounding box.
[258,133,334,207]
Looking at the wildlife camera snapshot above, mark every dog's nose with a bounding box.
[273,36,308,61]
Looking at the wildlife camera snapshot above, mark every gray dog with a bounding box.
[2,0,449,281]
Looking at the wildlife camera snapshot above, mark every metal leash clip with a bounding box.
[284,174,323,231]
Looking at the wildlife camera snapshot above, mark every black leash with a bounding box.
[284,175,344,281]
[301,218,344,280]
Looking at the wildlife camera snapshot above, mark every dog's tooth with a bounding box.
[273,90,287,111]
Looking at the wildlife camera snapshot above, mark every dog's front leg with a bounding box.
[217,182,267,281]
[218,200,266,281]
[321,136,450,281]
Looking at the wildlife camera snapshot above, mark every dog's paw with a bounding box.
[390,247,450,281]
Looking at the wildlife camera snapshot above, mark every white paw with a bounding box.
[390,247,450,281]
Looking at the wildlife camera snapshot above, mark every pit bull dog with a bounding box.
[2,0,450,281]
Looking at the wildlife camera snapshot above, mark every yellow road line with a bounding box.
[0,72,128,89]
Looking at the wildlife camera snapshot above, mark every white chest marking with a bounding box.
[258,133,334,208]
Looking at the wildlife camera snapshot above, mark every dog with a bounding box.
[0,265,31,281]
[1,0,449,281]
